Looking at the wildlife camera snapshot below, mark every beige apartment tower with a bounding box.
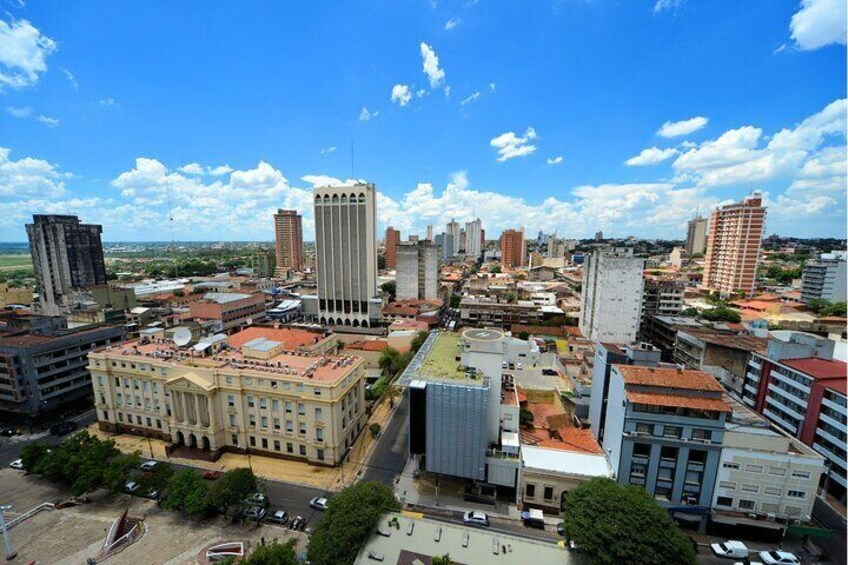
[703,194,766,297]
[686,216,708,255]
[274,209,304,276]
[313,183,379,327]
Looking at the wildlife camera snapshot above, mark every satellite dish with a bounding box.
[173,327,193,347]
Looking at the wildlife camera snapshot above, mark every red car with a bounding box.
[203,470,221,480]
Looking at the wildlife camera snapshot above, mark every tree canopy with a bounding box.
[208,467,259,516]
[807,299,847,317]
[380,280,396,300]
[698,306,741,323]
[222,540,298,565]
[307,482,401,565]
[162,468,212,518]
[562,478,696,565]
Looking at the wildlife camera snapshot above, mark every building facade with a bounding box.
[500,228,526,268]
[800,252,847,304]
[396,241,439,301]
[273,209,304,276]
[188,292,267,332]
[579,248,645,344]
[686,216,708,255]
[313,183,380,327]
[446,219,461,255]
[0,319,124,417]
[384,226,401,270]
[601,365,730,510]
[26,214,108,316]
[703,195,766,297]
[90,327,366,465]
[464,218,483,258]
[640,278,685,339]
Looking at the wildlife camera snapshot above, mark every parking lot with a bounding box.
[0,468,308,564]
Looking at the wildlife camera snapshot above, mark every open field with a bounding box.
[0,254,33,272]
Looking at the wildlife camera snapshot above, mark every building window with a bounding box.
[719,481,736,490]
[525,484,536,498]
[316,428,324,442]
[247,396,255,408]
[764,487,782,496]
[543,486,554,501]
[249,415,256,426]
[768,467,786,477]
[654,486,672,502]
[688,450,706,464]
[791,470,810,479]
[691,429,711,441]
[315,407,323,421]
[657,467,673,482]
[274,440,281,451]
[117,413,123,422]
[633,443,651,458]
[299,423,306,435]
[286,442,293,453]
[299,445,306,456]
[716,496,733,507]
[249,436,256,447]
[787,490,806,499]
[261,416,268,428]
[663,426,682,439]
[740,484,759,493]
[274,418,281,430]
[146,417,152,427]
[261,438,268,449]
[317,449,324,461]
[745,464,764,474]
[722,462,740,470]
[660,445,678,461]
[738,499,755,510]
[228,395,235,407]
[259,398,267,410]
[635,423,653,435]
[103,410,109,420]
[298,403,305,416]
[272,400,280,411]
[286,420,293,433]
[285,401,292,413]
[229,414,236,427]
[232,434,238,446]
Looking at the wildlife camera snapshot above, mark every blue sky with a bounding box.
[1,0,845,242]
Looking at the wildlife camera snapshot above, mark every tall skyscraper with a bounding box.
[446,218,461,254]
[273,209,304,276]
[686,216,708,255]
[425,224,433,242]
[313,183,379,327]
[396,241,439,300]
[385,226,401,269]
[464,218,483,258]
[579,247,645,344]
[26,214,107,316]
[434,232,454,260]
[703,194,766,297]
[500,228,526,268]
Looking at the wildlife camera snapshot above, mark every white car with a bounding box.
[711,541,749,559]
[462,511,489,527]
[309,497,329,511]
[139,461,158,471]
[124,481,141,494]
[758,551,801,565]
[9,459,23,470]
[516,362,524,370]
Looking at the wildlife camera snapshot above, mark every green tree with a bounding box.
[449,294,461,308]
[163,469,212,518]
[208,467,258,516]
[680,307,699,317]
[488,265,502,274]
[518,330,530,341]
[519,407,534,426]
[223,540,298,565]
[369,423,381,437]
[138,462,174,494]
[378,347,402,376]
[698,306,741,323]
[562,478,696,565]
[377,255,387,270]
[19,442,51,472]
[411,331,429,352]
[308,482,401,565]
[380,280,396,301]
[432,555,453,565]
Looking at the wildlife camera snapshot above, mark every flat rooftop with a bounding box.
[418,332,471,381]
[355,512,573,565]
[201,292,252,303]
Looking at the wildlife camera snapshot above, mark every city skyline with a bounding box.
[1,1,846,242]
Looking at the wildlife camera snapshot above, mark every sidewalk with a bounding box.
[86,395,396,491]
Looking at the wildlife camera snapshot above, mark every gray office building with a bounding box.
[396,241,439,301]
[800,252,847,304]
[26,214,107,316]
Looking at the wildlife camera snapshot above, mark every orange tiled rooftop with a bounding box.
[616,365,724,392]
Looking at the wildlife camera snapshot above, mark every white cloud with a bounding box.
[444,18,460,30]
[37,115,59,127]
[490,127,538,162]
[210,165,233,176]
[654,0,685,12]
[98,98,117,106]
[320,146,337,155]
[179,163,204,175]
[60,68,78,90]
[0,147,68,198]
[179,163,234,176]
[460,91,480,106]
[657,116,708,138]
[359,107,378,122]
[673,98,846,188]
[625,147,679,166]
[420,42,445,88]
[790,0,847,50]
[5,105,31,118]
[391,84,412,107]
[546,156,563,165]
[0,19,57,90]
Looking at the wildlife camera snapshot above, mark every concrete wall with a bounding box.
[424,380,490,480]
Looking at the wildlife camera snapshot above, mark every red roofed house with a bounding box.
[741,330,848,501]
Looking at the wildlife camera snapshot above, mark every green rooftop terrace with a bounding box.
[417,332,485,384]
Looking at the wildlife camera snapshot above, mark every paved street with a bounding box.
[0,408,98,467]
[812,496,847,563]
[361,393,409,485]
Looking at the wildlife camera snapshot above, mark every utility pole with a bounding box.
[0,504,16,561]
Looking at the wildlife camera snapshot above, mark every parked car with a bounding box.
[143,488,159,500]
[245,493,269,508]
[556,522,565,536]
[309,496,329,511]
[9,459,23,470]
[50,421,78,436]
[758,551,801,565]
[1,427,20,437]
[521,509,545,530]
[266,509,289,525]
[734,562,763,565]
[124,481,141,494]
[711,541,749,559]
[202,470,221,480]
[462,511,489,527]
[290,515,305,530]
[244,505,267,521]
[139,461,158,472]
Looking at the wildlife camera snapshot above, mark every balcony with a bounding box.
[815,427,847,453]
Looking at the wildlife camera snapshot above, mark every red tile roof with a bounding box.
[781,358,847,381]
[626,391,732,413]
[616,365,724,392]
[345,339,391,352]
[228,326,324,350]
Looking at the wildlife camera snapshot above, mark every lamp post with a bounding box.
[0,504,16,561]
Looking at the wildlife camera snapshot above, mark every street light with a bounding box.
[0,504,16,561]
